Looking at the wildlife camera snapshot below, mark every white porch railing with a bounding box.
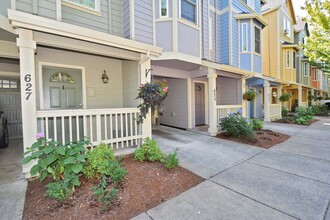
[36,108,141,149]
[216,105,242,131]
[269,104,281,119]
[301,102,308,107]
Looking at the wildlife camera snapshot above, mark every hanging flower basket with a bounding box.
[136,80,168,124]
[243,90,256,101]
[279,93,292,102]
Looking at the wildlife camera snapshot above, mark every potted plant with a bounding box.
[136,80,168,124]
[243,90,256,101]
[307,95,315,101]
[317,96,324,101]
[279,92,292,102]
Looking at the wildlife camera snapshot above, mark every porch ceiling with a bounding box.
[0,29,16,42]
[152,60,201,71]
[246,78,281,87]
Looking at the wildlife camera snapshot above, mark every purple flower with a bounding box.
[36,133,44,140]
[237,108,242,115]
[245,119,250,123]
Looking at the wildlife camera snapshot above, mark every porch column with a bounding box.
[17,28,37,174]
[277,85,282,117]
[139,56,152,140]
[263,80,270,122]
[298,85,302,106]
[207,68,217,136]
[241,76,247,118]
[311,89,315,105]
[187,78,193,129]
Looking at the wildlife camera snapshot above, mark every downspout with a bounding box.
[201,0,205,59]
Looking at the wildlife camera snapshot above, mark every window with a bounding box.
[254,26,261,54]
[293,51,296,68]
[314,69,318,81]
[0,79,19,89]
[242,23,248,52]
[304,62,308,76]
[64,0,99,11]
[241,0,255,10]
[286,50,290,68]
[181,0,197,23]
[160,0,168,17]
[283,17,291,37]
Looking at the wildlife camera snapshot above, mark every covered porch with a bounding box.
[282,84,310,111]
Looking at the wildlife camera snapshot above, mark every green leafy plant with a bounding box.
[92,174,119,210]
[134,137,164,162]
[243,90,256,101]
[279,93,292,102]
[311,104,329,116]
[308,95,315,101]
[22,135,88,192]
[219,112,254,140]
[136,80,168,124]
[164,148,179,169]
[295,117,308,125]
[45,181,72,201]
[250,118,264,131]
[294,106,314,125]
[317,96,324,100]
[282,106,289,118]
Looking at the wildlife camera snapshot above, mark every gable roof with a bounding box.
[294,18,310,36]
[262,0,297,24]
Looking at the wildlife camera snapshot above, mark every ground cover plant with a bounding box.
[275,106,317,125]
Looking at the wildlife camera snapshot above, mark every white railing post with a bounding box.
[208,68,218,136]
[17,28,37,175]
[264,80,270,122]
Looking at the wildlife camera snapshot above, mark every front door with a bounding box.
[195,83,205,126]
[43,67,82,109]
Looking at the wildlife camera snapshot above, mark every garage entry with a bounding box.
[0,78,22,139]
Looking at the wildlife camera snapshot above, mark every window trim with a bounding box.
[160,0,169,18]
[286,50,290,68]
[62,0,101,15]
[254,25,261,54]
[283,17,291,37]
[180,0,198,24]
[241,23,248,52]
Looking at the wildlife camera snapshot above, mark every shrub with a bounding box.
[219,113,254,140]
[45,181,72,201]
[250,118,263,131]
[92,174,119,210]
[312,104,329,116]
[164,148,179,169]
[295,117,308,125]
[134,137,163,162]
[279,93,292,102]
[317,96,324,100]
[295,106,314,118]
[282,106,289,117]
[22,136,88,192]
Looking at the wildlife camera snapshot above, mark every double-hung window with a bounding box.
[293,51,296,68]
[254,26,261,54]
[160,0,168,17]
[242,0,255,10]
[181,0,197,23]
[304,62,308,76]
[314,69,318,81]
[242,23,248,52]
[286,50,290,68]
[0,79,18,89]
[283,17,291,37]
[64,0,99,11]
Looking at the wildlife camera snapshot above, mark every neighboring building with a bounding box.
[0,0,162,175]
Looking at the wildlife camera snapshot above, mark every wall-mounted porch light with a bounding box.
[101,70,109,84]
[273,91,277,97]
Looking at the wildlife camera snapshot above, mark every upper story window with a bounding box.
[304,62,308,76]
[64,0,100,11]
[242,23,248,52]
[286,50,290,68]
[323,74,327,83]
[254,26,261,54]
[293,51,296,69]
[0,79,19,89]
[283,17,291,37]
[242,0,255,10]
[181,0,197,23]
[314,69,318,81]
[160,0,168,17]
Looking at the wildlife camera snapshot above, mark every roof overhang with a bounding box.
[7,9,162,57]
[235,13,268,27]
[282,44,300,50]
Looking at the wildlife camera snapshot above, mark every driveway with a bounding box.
[133,118,330,220]
[0,139,27,220]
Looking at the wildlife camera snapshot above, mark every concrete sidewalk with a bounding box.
[0,139,27,220]
[133,118,330,220]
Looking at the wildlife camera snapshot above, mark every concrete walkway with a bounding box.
[0,139,27,220]
[133,118,330,220]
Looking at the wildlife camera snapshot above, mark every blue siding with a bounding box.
[202,0,209,59]
[220,12,229,65]
[135,0,153,45]
[232,0,251,13]
[123,0,130,39]
[232,12,239,67]
[178,23,200,57]
[254,0,261,14]
[253,54,262,73]
[217,0,228,10]
[240,54,251,71]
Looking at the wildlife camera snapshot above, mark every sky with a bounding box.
[292,0,308,18]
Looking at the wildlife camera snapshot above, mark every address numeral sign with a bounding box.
[24,74,32,100]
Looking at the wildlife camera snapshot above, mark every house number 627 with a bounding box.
[24,74,32,100]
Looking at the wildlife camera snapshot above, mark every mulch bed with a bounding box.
[23,154,204,220]
[273,119,318,126]
[217,130,290,149]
